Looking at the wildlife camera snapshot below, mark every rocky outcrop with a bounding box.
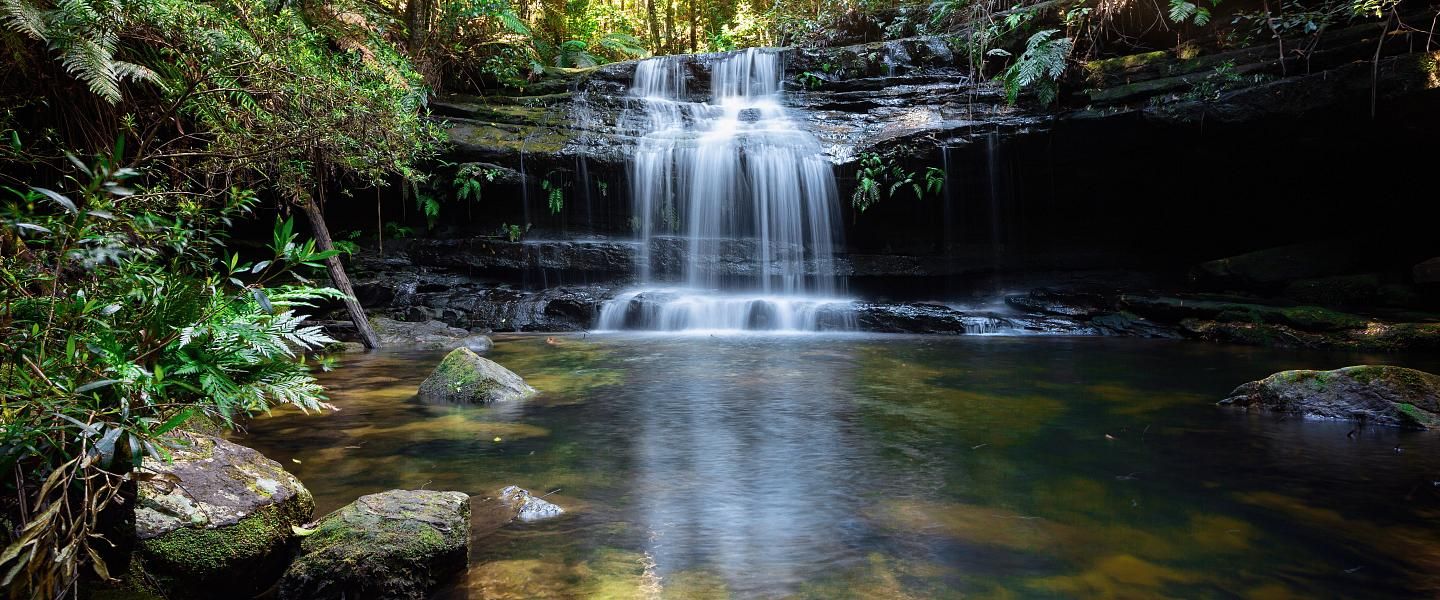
[498,486,566,522]
[370,316,493,351]
[132,434,313,599]
[418,347,537,404]
[1220,365,1440,429]
[278,490,470,600]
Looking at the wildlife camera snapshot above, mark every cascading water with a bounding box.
[597,49,853,332]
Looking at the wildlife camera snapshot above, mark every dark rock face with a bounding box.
[278,490,471,600]
[418,347,537,404]
[1220,365,1440,429]
[133,434,313,599]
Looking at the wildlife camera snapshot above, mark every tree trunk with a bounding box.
[646,0,660,52]
[406,0,431,53]
[299,195,381,350]
[689,0,696,52]
[663,0,674,53]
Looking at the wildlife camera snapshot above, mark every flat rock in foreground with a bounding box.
[278,489,471,600]
[133,433,313,598]
[1220,365,1440,429]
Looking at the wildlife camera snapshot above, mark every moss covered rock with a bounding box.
[132,433,313,598]
[278,490,471,600]
[1220,365,1440,429]
[418,347,537,404]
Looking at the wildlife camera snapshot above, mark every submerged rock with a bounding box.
[418,347,537,404]
[459,334,494,353]
[498,486,566,522]
[133,433,313,598]
[1220,365,1440,429]
[278,490,470,600]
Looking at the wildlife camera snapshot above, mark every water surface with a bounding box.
[237,335,1440,599]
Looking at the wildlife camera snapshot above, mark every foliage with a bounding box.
[134,0,444,191]
[541,175,566,215]
[1168,0,1220,26]
[1002,29,1072,106]
[1182,60,1271,100]
[852,152,939,213]
[384,221,415,239]
[499,222,529,241]
[0,0,158,103]
[924,167,945,196]
[0,150,340,597]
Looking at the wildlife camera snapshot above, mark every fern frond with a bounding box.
[1,0,47,40]
[60,36,122,103]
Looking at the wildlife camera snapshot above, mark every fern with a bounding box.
[597,32,648,58]
[1167,0,1217,26]
[0,0,157,103]
[1002,29,1073,106]
[1,0,46,38]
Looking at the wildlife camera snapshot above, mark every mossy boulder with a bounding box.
[277,490,471,600]
[418,347,536,404]
[132,433,313,598]
[1220,365,1440,429]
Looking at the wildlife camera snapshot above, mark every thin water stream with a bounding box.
[238,335,1440,599]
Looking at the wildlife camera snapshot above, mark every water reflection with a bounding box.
[627,338,863,595]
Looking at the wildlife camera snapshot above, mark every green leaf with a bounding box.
[154,408,196,435]
[33,187,77,214]
[75,379,120,393]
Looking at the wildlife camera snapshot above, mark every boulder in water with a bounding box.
[418,347,536,404]
[133,433,313,598]
[278,490,470,600]
[498,486,566,522]
[1220,365,1440,429]
[459,334,494,353]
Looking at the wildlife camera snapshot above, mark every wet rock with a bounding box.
[846,302,970,334]
[372,317,475,350]
[459,334,494,353]
[133,434,313,599]
[1004,289,1112,318]
[498,486,566,522]
[1182,318,1440,352]
[418,347,537,404]
[1220,365,1440,429]
[1088,311,1181,338]
[278,490,470,600]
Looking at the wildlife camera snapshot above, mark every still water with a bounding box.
[237,334,1440,599]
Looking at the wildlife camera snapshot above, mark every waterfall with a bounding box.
[597,49,853,332]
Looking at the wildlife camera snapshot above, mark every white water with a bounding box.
[597,49,852,332]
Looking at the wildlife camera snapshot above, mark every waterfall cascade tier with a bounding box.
[598,48,853,332]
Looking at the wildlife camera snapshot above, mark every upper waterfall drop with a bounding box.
[596,48,853,332]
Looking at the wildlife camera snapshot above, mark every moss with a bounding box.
[139,499,303,574]
[1276,305,1368,331]
[1394,402,1434,427]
